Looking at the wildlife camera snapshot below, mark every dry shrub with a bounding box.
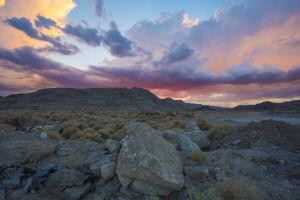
[207,124,235,140]
[196,118,212,131]
[217,177,259,200]
[75,128,102,142]
[189,150,208,164]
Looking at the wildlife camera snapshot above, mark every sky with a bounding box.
[0,0,300,107]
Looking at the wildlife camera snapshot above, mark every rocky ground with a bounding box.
[0,116,300,200]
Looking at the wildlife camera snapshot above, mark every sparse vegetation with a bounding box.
[196,118,212,130]
[189,149,208,164]
[207,124,235,140]
[188,187,219,200]
[217,177,259,200]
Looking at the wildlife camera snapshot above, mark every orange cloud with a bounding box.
[202,11,300,74]
[0,0,5,7]
[0,0,76,49]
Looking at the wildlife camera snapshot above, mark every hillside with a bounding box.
[233,100,300,111]
[0,87,204,110]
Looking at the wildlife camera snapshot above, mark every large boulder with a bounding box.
[179,134,200,153]
[116,122,184,196]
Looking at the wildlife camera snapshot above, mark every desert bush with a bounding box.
[110,124,128,141]
[188,187,219,200]
[189,150,208,164]
[217,177,259,200]
[196,119,212,130]
[207,124,235,140]
[174,120,186,129]
[60,120,81,139]
[1,112,46,130]
[75,128,102,141]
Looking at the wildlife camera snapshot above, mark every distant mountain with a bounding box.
[0,87,211,111]
[233,100,300,111]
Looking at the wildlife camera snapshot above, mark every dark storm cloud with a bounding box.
[102,21,136,57]
[0,46,60,70]
[4,17,79,55]
[89,63,300,90]
[157,43,194,65]
[63,24,102,46]
[6,17,39,38]
[35,15,57,29]
[0,47,85,86]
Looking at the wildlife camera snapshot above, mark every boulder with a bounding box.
[106,139,120,153]
[44,169,90,200]
[184,132,208,149]
[116,122,184,196]
[89,161,102,177]
[101,162,116,181]
[46,168,89,188]
[179,134,200,153]
[184,122,202,132]
[161,130,179,148]
[183,166,210,181]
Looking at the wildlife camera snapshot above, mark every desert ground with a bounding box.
[0,109,299,200]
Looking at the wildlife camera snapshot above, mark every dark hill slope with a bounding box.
[233,100,300,111]
[0,87,202,110]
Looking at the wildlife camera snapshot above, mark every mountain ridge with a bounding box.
[233,100,300,111]
[0,87,204,110]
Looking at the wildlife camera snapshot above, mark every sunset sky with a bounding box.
[0,0,300,107]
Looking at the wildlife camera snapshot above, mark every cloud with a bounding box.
[156,43,194,65]
[89,62,300,90]
[0,0,5,7]
[35,15,57,29]
[63,24,102,46]
[95,0,104,17]
[0,46,101,89]
[5,17,79,55]
[102,21,137,57]
[0,0,76,48]
[126,12,189,51]
[6,17,39,38]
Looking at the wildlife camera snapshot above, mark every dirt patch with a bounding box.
[217,120,300,152]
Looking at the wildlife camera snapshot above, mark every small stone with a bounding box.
[89,161,102,177]
[214,167,225,181]
[23,177,33,193]
[40,132,48,140]
[232,139,241,145]
[101,162,116,181]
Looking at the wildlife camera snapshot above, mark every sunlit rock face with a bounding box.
[116,122,184,196]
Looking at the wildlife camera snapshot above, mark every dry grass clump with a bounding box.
[189,150,208,164]
[217,177,259,200]
[1,111,45,130]
[196,118,212,130]
[207,124,235,140]
[75,128,102,142]
[188,187,219,200]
